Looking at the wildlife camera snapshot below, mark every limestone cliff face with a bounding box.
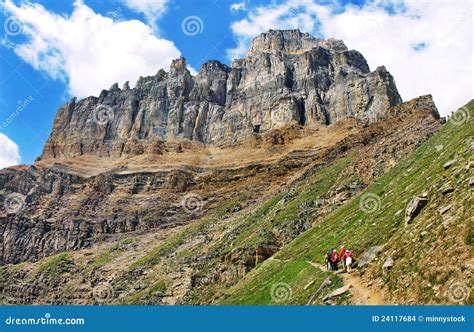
[40,29,402,159]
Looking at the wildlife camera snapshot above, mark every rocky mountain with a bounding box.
[1,30,471,306]
[40,29,400,160]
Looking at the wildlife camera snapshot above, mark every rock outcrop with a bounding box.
[40,29,402,160]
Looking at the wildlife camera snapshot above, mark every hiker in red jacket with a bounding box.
[339,246,347,271]
[331,248,339,271]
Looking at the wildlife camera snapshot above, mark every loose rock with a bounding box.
[405,196,428,226]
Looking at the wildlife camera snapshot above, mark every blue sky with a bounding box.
[0,0,472,167]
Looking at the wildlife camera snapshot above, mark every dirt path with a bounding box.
[306,261,384,305]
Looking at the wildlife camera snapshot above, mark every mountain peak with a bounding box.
[248,29,347,56]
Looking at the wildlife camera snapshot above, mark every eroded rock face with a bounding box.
[40,29,402,160]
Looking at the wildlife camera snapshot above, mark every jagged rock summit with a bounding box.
[40,29,402,160]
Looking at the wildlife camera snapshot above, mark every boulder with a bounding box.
[323,284,352,302]
[358,246,384,267]
[405,196,428,226]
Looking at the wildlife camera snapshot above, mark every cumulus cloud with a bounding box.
[227,0,473,116]
[121,0,169,30]
[0,133,20,168]
[2,0,181,98]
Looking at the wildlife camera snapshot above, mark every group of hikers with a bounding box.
[325,246,355,273]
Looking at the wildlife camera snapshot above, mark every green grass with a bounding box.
[219,258,342,304]
[35,252,70,283]
[84,239,134,272]
[119,279,168,304]
[85,252,115,272]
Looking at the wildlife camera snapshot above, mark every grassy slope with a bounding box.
[219,101,473,305]
[115,157,352,304]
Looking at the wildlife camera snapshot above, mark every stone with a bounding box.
[323,284,352,302]
[443,159,456,169]
[405,196,428,226]
[358,245,383,267]
[439,204,452,215]
[469,177,474,186]
[382,257,394,272]
[439,185,455,195]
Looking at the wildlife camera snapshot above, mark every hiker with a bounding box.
[339,246,347,271]
[324,249,333,271]
[331,248,339,271]
[345,250,355,273]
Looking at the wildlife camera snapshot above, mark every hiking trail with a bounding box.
[306,261,384,305]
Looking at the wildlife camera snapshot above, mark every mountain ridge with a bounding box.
[39,29,402,161]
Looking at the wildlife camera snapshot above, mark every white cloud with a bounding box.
[121,0,169,29]
[231,2,246,12]
[227,0,473,116]
[2,0,181,98]
[0,133,20,168]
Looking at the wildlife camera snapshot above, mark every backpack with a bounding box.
[325,250,332,261]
